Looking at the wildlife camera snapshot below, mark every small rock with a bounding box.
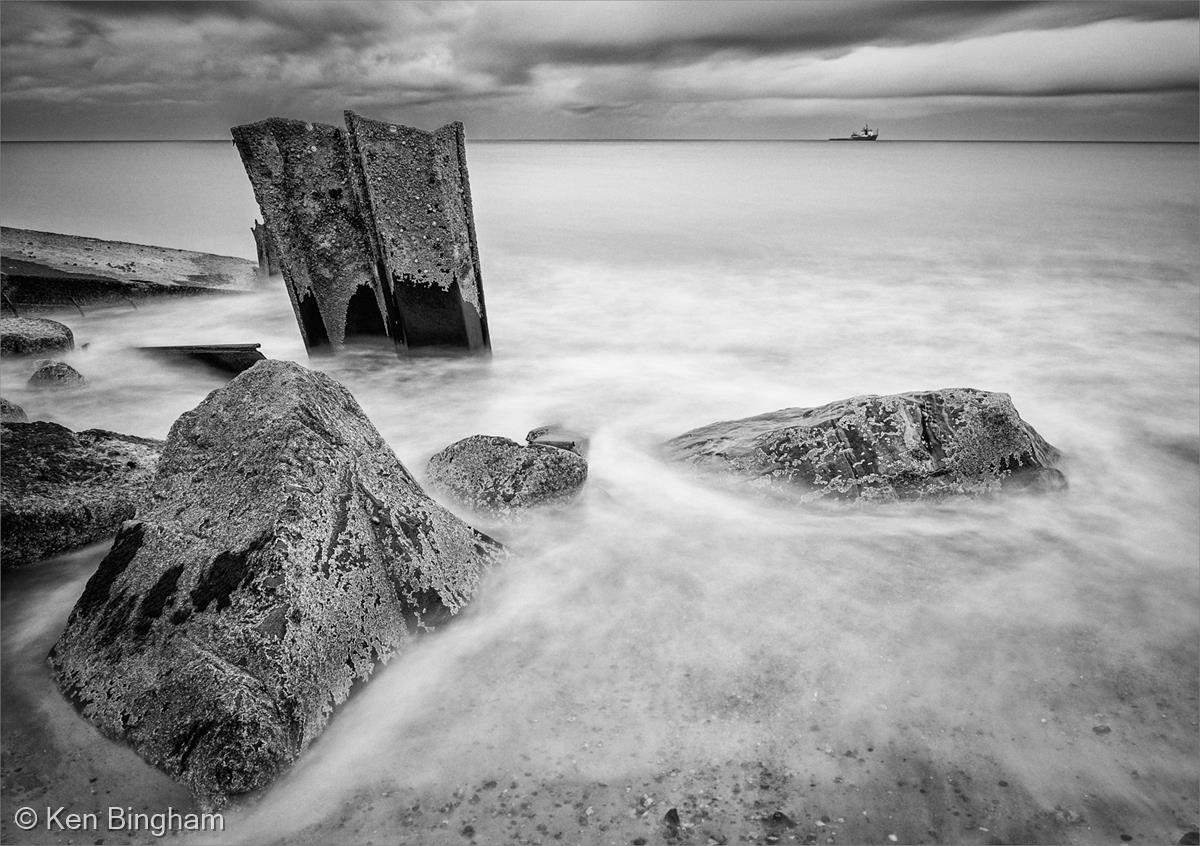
[1092,724,1112,735]
[662,807,684,840]
[28,361,86,389]
[0,396,28,423]
[0,317,74,357]
[767,811,796,828]
[426,433,588,517]
[1180,833,1200,846]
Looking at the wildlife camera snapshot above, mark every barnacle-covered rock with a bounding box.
[1,421,161,567]
[49,360,503,808]
[427,434,588,517]
[664,388,1065,502]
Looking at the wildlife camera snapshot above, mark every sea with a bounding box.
[1,140,1197,845]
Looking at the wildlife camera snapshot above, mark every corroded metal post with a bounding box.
[231,111,491,356]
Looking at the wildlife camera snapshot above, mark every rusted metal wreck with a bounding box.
[232,111,491,355]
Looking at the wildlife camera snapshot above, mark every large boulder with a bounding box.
[48,360,503,808]
[1,422,162,567]
[426,434,589,517]
[0,316,74,356]
[663,388,1065,502]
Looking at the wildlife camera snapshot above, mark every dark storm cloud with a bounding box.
[0,1,1196,140]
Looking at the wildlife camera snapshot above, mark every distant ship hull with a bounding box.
[830,124,879,141]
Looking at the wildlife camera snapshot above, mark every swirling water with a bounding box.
[1,140,1197,844]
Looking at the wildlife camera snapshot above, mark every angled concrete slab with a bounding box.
[232,112,491,357]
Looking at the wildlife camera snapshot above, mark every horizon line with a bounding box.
[1,137,1196,145]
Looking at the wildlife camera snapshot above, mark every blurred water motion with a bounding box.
[1,140,1196,844]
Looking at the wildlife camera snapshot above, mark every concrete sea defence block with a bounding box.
[231,118,383,350]
[231,111,491,356]
[1,227,259,313]
[344,112,490,350]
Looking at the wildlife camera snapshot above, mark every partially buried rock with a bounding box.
[1,422,162,567]
[427,434,588,516]
[48,360,502,809]
[0,316,74,357]
[664,388,1065,502]
[0,396,28,423]
[28,360,86,389]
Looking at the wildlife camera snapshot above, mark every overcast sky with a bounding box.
[2,0,1197,141]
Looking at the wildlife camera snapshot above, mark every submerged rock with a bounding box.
[664,388,1065,502]
[427,434,589,516]
[28,360,86,389]
[0,316,74,357]
[1,422,162,567]
[49,360,502,808]
[0,396,27,423]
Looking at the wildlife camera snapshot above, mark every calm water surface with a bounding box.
[1,141,1197,844]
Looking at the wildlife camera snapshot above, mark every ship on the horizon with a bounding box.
[830,124,879,141]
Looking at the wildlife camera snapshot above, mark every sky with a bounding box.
[1,0,1197,141]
